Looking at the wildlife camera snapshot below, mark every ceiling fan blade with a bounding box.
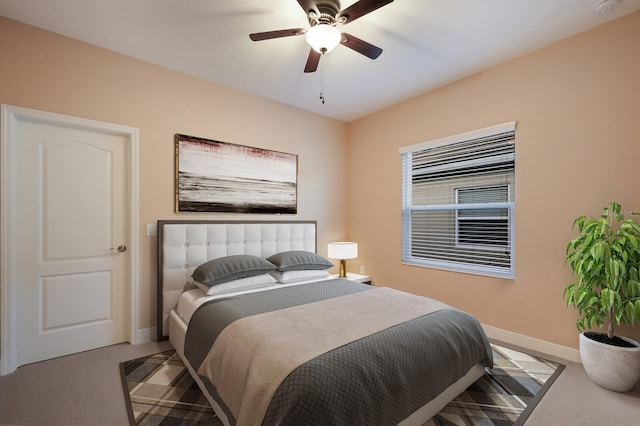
[297,0,319,17]
[249,28,306,41]
[337,0,394,24]
[304,49,321,73]
[340,32,383,59]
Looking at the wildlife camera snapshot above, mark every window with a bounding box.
[456,185,510,248]
[400,122,516,278]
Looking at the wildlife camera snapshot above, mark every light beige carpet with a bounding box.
[2,340,639,426]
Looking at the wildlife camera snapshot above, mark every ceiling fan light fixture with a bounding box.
[305,24,341,54]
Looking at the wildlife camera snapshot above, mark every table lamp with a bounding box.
[327,242,358,278]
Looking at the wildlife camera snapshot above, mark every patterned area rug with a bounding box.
[120,344,564,426]
[427,344,564,426]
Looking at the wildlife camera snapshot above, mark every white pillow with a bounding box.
[269,269,330,284]
[193,273,276,296]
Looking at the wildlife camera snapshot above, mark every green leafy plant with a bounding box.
[564,202,640,340]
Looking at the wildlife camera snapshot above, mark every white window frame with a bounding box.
[400,122,516,279]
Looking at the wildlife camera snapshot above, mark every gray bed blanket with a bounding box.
[184,279,493,425]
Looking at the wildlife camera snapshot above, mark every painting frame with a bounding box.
[175,134,298,214]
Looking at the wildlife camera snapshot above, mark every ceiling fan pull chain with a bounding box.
[319,56,325,104]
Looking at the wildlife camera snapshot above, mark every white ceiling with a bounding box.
[2,0,639,122]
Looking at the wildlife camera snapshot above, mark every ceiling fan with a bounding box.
[249,0,394,73]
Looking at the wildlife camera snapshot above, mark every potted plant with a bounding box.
[564,201,640,392]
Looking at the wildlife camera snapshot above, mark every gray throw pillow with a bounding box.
[192,255,275,286]
[266,250,333,271]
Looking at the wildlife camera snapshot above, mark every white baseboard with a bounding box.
[482,324,581,364]
[135,327,156,344]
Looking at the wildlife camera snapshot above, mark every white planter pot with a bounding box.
[579,332,640,392]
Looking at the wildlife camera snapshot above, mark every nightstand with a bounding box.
[330,272,372,285]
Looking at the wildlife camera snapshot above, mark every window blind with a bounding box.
[401,122,516,279]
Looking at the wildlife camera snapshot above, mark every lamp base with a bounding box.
[338,259,346,278]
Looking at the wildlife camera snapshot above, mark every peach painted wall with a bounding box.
[347,12,640,350]
[3,12,640,351]
[0,17,349,333]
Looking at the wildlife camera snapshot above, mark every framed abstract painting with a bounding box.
[175,134,298,213]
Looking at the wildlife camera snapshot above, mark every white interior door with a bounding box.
[0,106,139,370]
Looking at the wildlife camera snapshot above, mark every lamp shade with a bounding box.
[305,24,341,53]
[327,242,358,260]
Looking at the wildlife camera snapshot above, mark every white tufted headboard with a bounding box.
[156,220,317,340]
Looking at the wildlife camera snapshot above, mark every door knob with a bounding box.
[109,245,127,253]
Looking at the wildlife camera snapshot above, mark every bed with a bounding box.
[157,220,493,425]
